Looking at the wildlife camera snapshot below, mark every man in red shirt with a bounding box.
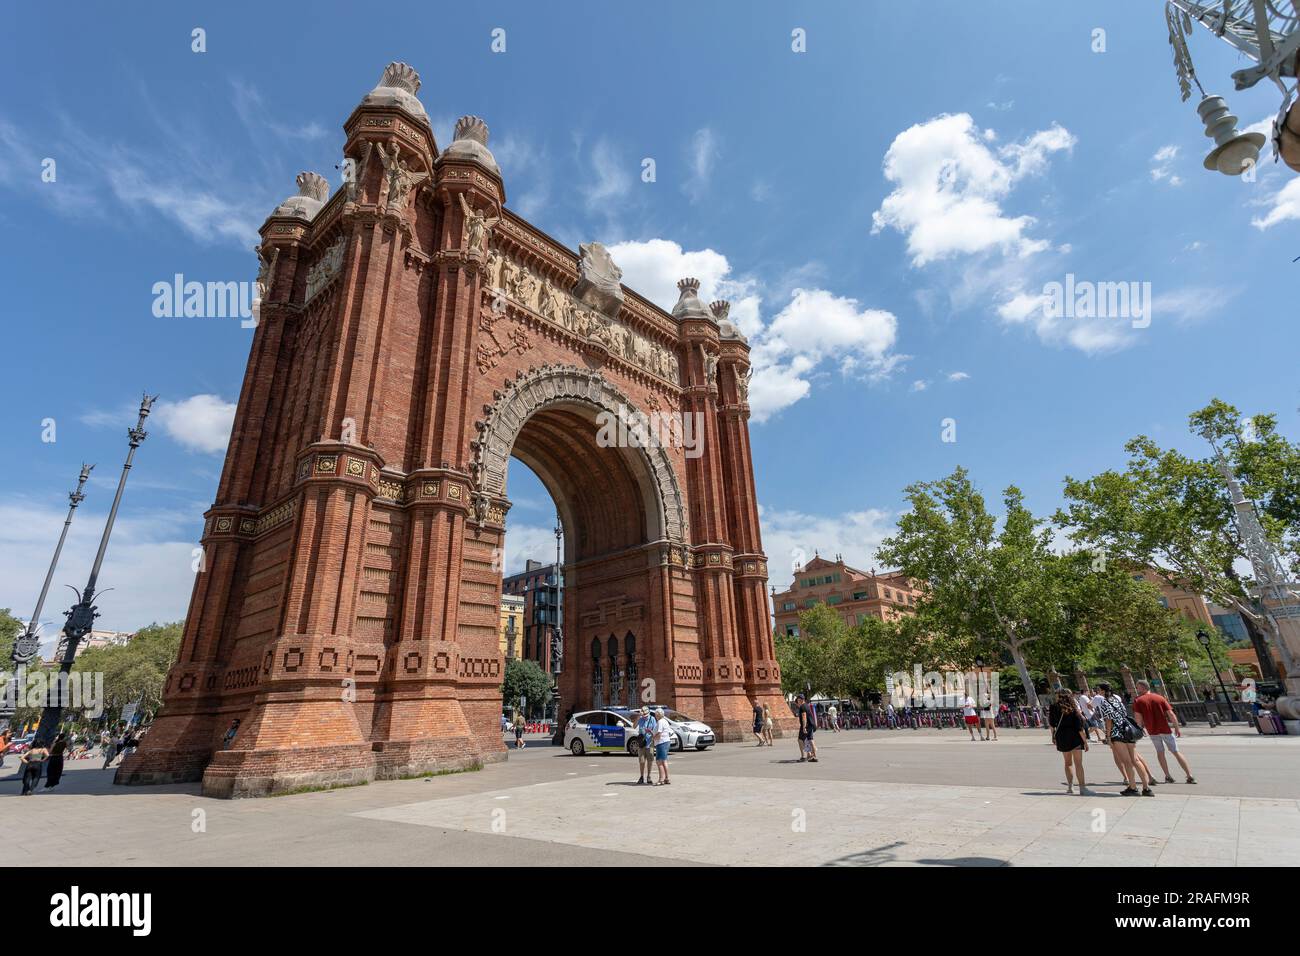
[1132,680,1196,784]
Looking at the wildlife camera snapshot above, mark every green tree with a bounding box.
[501,658,553,717]
[1189,398,1300,569]
[0,608,22,666]
[877,467,1066,711]
[72,621,183,722]
[1055,431,1283,683]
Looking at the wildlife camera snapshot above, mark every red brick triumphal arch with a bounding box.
[119,63,792,797]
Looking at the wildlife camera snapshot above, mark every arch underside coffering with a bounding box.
[472,365,688,554]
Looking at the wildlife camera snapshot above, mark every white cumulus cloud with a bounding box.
[871,113,1075,266]
[609,239,901,422]
[154,394,237,454]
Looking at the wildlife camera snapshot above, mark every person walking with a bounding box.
[1089,687,1110,745]
[826,702,839,732]
[1132,680,1196,784]
[794,694,818,762]
[1076,690,1103,743]
[1048,690,1089,794]
[652,707,674,785]
[20,740,50,795]
[635,706,657,784]
[0,729,11,768]
[512,710,526,749]
[1096,682,1153,796]
[752,702,766,746]
[762,703,775,747]
[101,729,120,769]
[962,693,981,740]
[44,732,69,789]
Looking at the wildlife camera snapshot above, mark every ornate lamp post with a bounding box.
[33,394,156,746]
[1163,1,1295,176]
[1,464,93,726]
[1196,628,1238,721]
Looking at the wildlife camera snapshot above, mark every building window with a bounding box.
[591,637,603,709]
[607,635,621,706]
[785,625,799,637]
[782,602,796,611]
[827,595,842,605]
[624,632,637,709]
[852,591,868,600]
[804,599,817,609]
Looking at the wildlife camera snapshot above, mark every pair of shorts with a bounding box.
[513,728,523,739]
[964,715,979,726]
[1150,733,1178,753]
[654,742,670,761]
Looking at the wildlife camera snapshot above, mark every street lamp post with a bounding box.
[1196,628,1238,722]
[33,395,156,746]
[1,464,94,727]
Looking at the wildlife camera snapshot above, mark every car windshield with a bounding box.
[665,711,694,723]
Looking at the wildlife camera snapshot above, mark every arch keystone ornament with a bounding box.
[117,63,792,798]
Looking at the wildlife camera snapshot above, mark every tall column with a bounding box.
[117,187,315,785]
[372,124,508,772]
[674,279,750,739]
[709,301,795,735]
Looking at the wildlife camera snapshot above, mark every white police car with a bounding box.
[647,707,715,751]
[564,709,645,756]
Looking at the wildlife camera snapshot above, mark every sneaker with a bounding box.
[1120,787,1139,796]
[1066,784,1074,794]
[1186,776,1197,784]
[808,757,819,762]
[1164,775,1175,784]
[1078,786,1090,796]
[798,757,806,762]
[1141,788,1154,797]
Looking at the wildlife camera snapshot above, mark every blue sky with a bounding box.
[2,1,1297,642]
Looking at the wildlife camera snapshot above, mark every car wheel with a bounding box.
[569,738,585,756]
[628,738,641,757]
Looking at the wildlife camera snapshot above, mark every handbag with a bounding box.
[1109,704,1144,743]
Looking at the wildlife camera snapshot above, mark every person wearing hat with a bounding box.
[635,706,657,784]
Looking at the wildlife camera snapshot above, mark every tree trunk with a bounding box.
[1232,597,1282,684]
[1007,639,1040,713]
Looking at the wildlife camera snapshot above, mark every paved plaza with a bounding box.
[2,727,1296,866]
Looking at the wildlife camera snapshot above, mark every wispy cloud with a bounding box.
[682,127,719,203]
[1149,144,1182,186]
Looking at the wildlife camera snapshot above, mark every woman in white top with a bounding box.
[653,709,674,785]
[979,695,998,740]
[962,696,980,740]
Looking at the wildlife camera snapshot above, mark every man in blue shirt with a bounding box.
[635,706,657,785]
